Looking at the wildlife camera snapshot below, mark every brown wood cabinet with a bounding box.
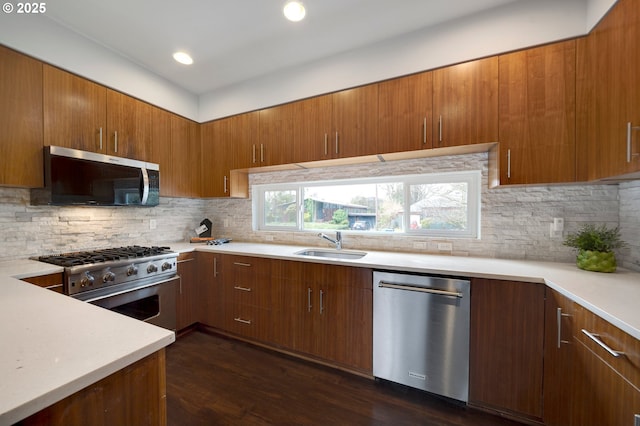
[433,57,499,148]
[19,349,167,426]
[201,112,258,197]
[257,103,295,166]
[331,85,379,158]
[378,71,433,153]
[197,251,223,328]
[43,65,153,161]
[21,273,64,294]
[278,260,373,373]
[578,0,640,180]
[219,255,274,342]
[176,252,198,331]
[292,94,333,162]
[469,278,545,421]
[499,40,577,185]
[0,46,44,188]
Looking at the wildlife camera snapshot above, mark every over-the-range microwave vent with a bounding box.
[30,146,160,207]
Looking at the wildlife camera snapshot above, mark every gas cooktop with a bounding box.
[38,245,174,267]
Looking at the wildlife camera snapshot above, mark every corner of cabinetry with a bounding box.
[229,169,249,198]
[487,143,500,188]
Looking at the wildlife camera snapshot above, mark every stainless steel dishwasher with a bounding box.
[373,270,471,402]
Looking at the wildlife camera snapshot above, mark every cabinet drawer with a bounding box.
[575,304,640,389]
[222,303,270,340]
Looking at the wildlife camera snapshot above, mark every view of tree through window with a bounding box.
[254,171,480,238]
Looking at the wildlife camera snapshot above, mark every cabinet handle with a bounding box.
[556,307,571,349]
[45,283,64,291]
[307,287,312,312]
[627,122,640,162]
[252,144,256,163]
[423,117,427,145]
[234,317,252,325]
[324,133,328,156]
[233,262,252,267]
[320,289,324,314]
[99,127,103,150]
[581,329,625,358]
[114,131,118,153]
[260,143,264,162]
[177,258,195,264]
[507,149,512,179]
[213,257,218,277]
[438,115,442,143]
[233,286,252,292]
[335,131,339,154]
[223,175,228,194]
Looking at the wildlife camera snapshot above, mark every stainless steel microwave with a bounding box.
[31,146,160,207]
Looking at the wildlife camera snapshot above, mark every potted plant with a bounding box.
[563,224,627,273]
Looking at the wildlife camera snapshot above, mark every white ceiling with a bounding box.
[43,0,525,95]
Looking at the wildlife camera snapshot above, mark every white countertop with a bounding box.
[0,260,175,425]
[173,241,640,341]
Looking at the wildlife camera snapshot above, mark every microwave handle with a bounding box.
[140,168,150,204]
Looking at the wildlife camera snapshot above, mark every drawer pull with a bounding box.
[234,317,252,325]
[233,286,252,292]
[233,262,252,267]
[45,283,64,290]
[581,329,625,358]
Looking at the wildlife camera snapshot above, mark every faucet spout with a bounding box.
[318,232,342,250]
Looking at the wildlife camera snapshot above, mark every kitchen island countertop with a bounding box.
[173,241,640,341]
[0,259,175,425]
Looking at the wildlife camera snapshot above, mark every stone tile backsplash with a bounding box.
[1,152,638,272]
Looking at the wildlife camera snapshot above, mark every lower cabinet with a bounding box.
[469,278,545,422]
[176,252,198,331]
[544,287,640,426]
[197,251,223,329]
[21,273,64,294]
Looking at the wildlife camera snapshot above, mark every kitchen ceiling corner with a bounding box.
[41,0,527,95]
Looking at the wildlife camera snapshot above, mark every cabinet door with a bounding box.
[258,103,295,166]
[43,64,107,153]
[543,288,576,426]
[150,107,174,197]
[581,0,640,179]
[176,252,198,331]
[0,45,43,188]
[293,94,333,162]
[378,72,433,153]
[170,115,201,198]
[197,252,223,328]
[332,85,379,158]
[469,278,544,421]
[105,89,153,161]
[499,40,577,184]
[433,57,498,148]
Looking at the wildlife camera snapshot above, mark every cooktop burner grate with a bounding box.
[38,245,173,267]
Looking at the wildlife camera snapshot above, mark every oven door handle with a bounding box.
[82,276,177,304]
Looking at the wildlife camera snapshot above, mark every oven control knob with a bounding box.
[102,271,116,283]
[161,262,173,271]
[147,264,158,273]
[126,265,138,276]
[80,273,95,288]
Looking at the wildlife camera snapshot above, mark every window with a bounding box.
[253,170,481,238]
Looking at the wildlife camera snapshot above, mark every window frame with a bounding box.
[252,170,481,239]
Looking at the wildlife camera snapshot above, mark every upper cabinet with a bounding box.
[432,57,499,148]
[170,115,201,198]
[378,71,433,153]
[578,0,640,180]
[499,40,577,185]
[257,103,295,166]
[0,46,44,188]
[331,84,379,158]
[292,94,332,162]
[43,65,152,161]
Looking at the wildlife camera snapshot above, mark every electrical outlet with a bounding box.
[223,219,229,228]
[149,219,157,230]
[413,242,427,250]
[437,242,453,251]
[550,223,563,239]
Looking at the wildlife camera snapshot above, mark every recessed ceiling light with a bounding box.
[173,51,193,65]
[283,1,305,22]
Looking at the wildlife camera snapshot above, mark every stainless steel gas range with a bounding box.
[38,246,178,330]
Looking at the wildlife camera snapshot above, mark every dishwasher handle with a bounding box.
[378,281,463,298]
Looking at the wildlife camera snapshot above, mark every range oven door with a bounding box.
[82,276,177,331]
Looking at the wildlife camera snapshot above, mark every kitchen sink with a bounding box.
[294,248,368,260]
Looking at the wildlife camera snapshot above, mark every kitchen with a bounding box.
[1,0,640,424]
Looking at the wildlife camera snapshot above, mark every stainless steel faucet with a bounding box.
[318,231,342,250]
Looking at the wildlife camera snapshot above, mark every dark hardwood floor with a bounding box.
[166,330,525,426]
